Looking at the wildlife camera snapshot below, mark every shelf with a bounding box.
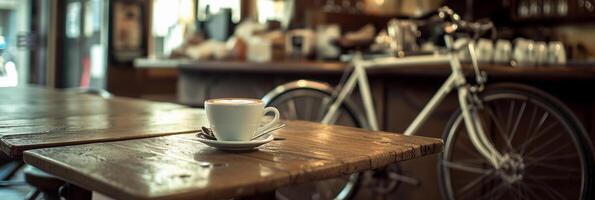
[135,58,595,80]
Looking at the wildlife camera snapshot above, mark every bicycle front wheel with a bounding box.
[439,83,594,200]
[263,80,367,200]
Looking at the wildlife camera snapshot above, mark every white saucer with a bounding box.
[195,133,274,151]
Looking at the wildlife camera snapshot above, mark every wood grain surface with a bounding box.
[24,121,443,200]
[0,86,195,157]
[0,87,184,121]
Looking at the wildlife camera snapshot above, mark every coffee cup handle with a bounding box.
[256,107,280,135]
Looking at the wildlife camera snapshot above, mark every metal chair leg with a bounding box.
[0,161,26,187]
[25,189,41,200]
[1,161,24,179]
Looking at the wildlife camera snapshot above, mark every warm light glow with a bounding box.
[375,0,385,5]
[152,0,180,36]
[296,80,308,87]
[0,61,18,87]
[257,0,294,28]
[178,0,195,23]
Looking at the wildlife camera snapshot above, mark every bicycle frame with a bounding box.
[320,35,504,168]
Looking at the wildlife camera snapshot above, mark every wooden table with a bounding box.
[24,121,443,200]
[0,86,201,157]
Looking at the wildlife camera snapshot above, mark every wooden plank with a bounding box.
[0,86,195,157]
[0,87,185,121]
[0,100,184,121]
[24,121,443,200]
[0,108,206,157]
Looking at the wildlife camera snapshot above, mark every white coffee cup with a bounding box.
[205,98,280,141]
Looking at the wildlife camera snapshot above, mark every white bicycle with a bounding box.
[263,7,594,200]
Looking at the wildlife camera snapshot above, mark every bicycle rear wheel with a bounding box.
[439,83,594,200]
[263,80,367,200]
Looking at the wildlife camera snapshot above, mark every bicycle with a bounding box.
[262,6,594,200]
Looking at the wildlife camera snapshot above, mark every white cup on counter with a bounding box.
[316,24,341,59]
[476,39,494,63]
[547,41,567,65]
[493,39,512,64]
[247,37,272,63]
[513,38,536,67]
[534,41,548,65]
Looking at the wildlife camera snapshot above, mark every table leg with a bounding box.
[60,183,92,200]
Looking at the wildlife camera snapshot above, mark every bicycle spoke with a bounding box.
[508,100,526,146]
[520,107,543,154]
[316,97,332,121]
[525,153,578,163]
[526,111,549,140]
[452,158,489,165]
[523,129,564,157]
[454,137,485,159]
[457,170,495,195]
[511,182,524,200]
[526,142,572,163]
[527,174,579,181]
[525,181,568,200]
[506,100,515,133]
[525,182,562,200]
[286,99,299,119]
[492,184,517,200]
[519,183,541,200]
[528,164,580,175]
[442,161,491,174]
[457,177,491,200]
[477,182,508,200]
[281,105,291,119]
[459,176,498,200]
[303,97,314,121]
[524,103,539,143]
[485,104,513,150]
[450,121,490,161]
[520,115,556,154]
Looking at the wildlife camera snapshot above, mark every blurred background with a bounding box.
[0,0,593,93]
[1,0,594,199]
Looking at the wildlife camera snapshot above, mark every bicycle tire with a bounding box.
[438,83,594,200]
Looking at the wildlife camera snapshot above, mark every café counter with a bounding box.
[134,58,595,199]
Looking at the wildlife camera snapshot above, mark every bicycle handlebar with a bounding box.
[434,6,494,37]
